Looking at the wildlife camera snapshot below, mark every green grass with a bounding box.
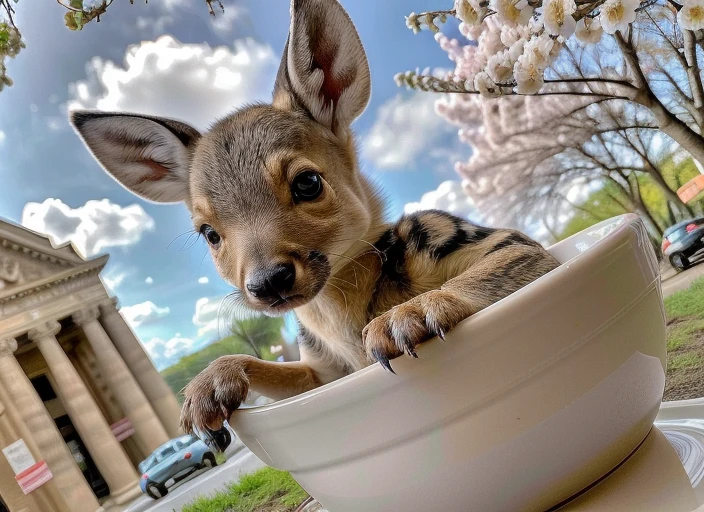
[215,452,227,465]
[664,277,704,400]
[669,353,704,372]
[183,467,308,512]
[666,317,704,352]
[665,277,704,319]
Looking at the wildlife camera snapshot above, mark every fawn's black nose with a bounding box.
[246,263,296,299]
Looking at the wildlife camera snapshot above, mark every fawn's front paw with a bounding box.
[180,355,251,433]
[362,289,473,372]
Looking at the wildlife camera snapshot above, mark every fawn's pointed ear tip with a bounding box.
[69,110,94,129]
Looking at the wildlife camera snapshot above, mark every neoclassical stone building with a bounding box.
[0,219,183,512]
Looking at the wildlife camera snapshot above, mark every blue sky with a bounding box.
[0,0,477,369]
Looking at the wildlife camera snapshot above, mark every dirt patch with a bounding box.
[664,319,704,401]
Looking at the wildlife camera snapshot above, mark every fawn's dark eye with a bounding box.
[291,170,323,202]
[200,224,221,248]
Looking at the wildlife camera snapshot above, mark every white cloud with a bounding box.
[66,35,279,131]
[102,267,127,293]
[405,180,480,221]
[192,296,224,338]
[198,276,209,284]
[0,130,5,146]
[145,276,154,285]
[362,91,454,170]
[120,301,170,327]
[144,335,195,370]
[21,198,155,258]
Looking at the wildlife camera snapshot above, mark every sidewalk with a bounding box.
[661,261,704,298]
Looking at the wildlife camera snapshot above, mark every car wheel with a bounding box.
[146,483,168,500]
[671,252,690,272]
[200,453,217,469]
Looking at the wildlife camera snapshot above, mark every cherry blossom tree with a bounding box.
[398,0,704,182]
[437,88,700,240]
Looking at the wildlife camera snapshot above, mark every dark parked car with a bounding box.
[139,434,217,500]
[662,216,704,271]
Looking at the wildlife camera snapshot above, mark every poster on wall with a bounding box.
[1,439,53,495]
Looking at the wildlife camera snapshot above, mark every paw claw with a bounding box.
[437,328,446,341]
[374,350,396,374]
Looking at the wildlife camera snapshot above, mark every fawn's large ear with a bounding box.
[70,111,200,203]
[273,0,371,137]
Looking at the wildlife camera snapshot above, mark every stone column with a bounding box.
[72,341,147,465]
[74,306,170,455]
[0,337,100,512]
[29,322,141,506]
[98,298,182,438]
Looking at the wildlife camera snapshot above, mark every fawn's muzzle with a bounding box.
[245,263,296,300]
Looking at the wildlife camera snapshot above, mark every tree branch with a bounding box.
[683,29,704,129]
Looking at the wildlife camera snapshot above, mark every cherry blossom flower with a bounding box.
[522,33,555,67]
[575,17,604,44]
[514,53,546,94]
[474,72,502,97]
[599,0,639,35]
[500,25,531,47]
[455,0,487,27]
[486,50,514,83]
[490,0,534,26]
[541,0,578,38]
[678,0,704,31]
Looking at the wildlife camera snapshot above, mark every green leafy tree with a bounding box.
[161,315,284,403]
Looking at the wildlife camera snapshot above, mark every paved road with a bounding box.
[662,262,704,297]
[123,441,266,512]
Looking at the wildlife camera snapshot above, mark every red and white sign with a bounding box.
[111,418,135,442]
[15,461,53,495]
[2,439,53,495]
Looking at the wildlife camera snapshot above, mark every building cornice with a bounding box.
[0,256,109,305]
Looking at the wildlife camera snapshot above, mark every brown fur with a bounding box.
[69,0,560,434]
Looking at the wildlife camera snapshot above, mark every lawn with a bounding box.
[183,467,309,512]
[664,276,704,400]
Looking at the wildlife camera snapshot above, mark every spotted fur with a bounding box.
[69,0,560,434]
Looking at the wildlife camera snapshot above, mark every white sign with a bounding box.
[2,439,36,475]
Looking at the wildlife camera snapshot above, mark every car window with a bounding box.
[139,455,156,474]
[156,446,176,462]
[668,230,684,242]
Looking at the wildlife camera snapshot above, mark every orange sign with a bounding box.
[678,174,704,203]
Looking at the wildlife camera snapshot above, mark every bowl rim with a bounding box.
[233,213,646,416]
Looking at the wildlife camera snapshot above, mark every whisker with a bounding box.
[327,238,385,266]
[199,250,210,268]
[326,282,349,323]
[355,238,384,256]
[327,252,372,273]
[217,291,256,339]
[167,230,198,250]
[329,276,358,290]
[180,232,202,252]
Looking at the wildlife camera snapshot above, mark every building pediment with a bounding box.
[0,218,108,300]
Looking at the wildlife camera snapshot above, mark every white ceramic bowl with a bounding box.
[230,214,667,512]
